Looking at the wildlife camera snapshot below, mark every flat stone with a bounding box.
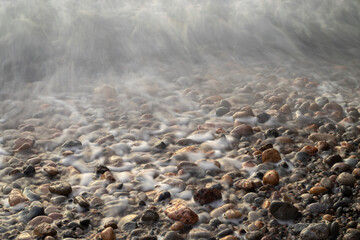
[230,124,254,138]
[163,231,185,240]
[308,133,335,142]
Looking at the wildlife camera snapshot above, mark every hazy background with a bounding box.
[0,0,360,91]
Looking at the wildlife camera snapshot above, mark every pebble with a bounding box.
[230,124,254,138]
[49,181,72,196]
[8,189,28,206]
[306,203,328,216]
[234,179,257,191]
[33,222,57,237]
[101,227,116,240]
[141,209,159,222]
[269,201,300,221]
[309,186,327,195]
[262,148,281,163]
[164,200,199,225]
[299,223,329,240]
[28,216,53,228]
[194,187,222,205]
[74,195,90,208]
[337,172,356,186]
[263,170,279,186]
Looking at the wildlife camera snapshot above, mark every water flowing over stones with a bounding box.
[0,2,360,238]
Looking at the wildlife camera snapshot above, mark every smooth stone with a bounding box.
[141,209,159,222]
[244,192,258,203]
[163,231,185,240]
[101,227,116,240]
[337,172,356,186]
[49,181,72,196]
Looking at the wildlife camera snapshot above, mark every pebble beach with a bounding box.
[1,63,360,240]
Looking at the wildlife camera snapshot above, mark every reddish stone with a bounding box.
[165,199,198,225]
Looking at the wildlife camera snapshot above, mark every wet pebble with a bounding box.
[49,181,72,196]
[299,223,329,240]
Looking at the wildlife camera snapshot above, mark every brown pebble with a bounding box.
[263,170,280,186]
[170,221,185,231]
[323,214,333,221]
[164,199,199,225]
[14,137,35,151]
[230,124,254,138]
[101,227,116,240]
[234,179,257,191]
[309,186,327,195]
[28,216,53,227]
[300,145,318,156]
[279,104,291,114]
[43,166,58,176]
[8,189,29,206]
[33,222,57,237]
[74,195,90,208]
[224,209,242,219]
[353,168,360,178]
[262,148,281,163]
[48,212,63,220]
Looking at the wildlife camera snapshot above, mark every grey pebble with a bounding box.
[300,223,329,240]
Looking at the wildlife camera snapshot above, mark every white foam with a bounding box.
[109,143,131,156]
[131,141,151,152]
[113,172,133,182]
[234,116,258,125]
[197,160,219,171]
[79,173,93,186]
[187,131,214,143]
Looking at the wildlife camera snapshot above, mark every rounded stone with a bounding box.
[33,222,57,237]
[49,181,72,196]
[262,148,281,163]
[337,172,356,186]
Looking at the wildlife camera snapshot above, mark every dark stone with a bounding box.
[259,143,273,151]
[245,230,264,240]
[269,201,300,221]
[80,219,90,228]
[295,152,310,162]
[330,221,339,237]
[343,229,360,240]
[28,206,45,220]
[324,155,342,166]
[216,107,230,117]
[141,209,159,222]
[257,112,271,123]
[341,186,353,197]
[96,165,110,175]
[23,165,35,177]
[194,187,222,205]
[155,191,171,202]
[265,129,279,138]
[209,218,222,227]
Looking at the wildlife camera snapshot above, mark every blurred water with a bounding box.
[0,0,359,89]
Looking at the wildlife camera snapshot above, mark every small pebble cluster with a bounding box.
[0,64,360,240]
